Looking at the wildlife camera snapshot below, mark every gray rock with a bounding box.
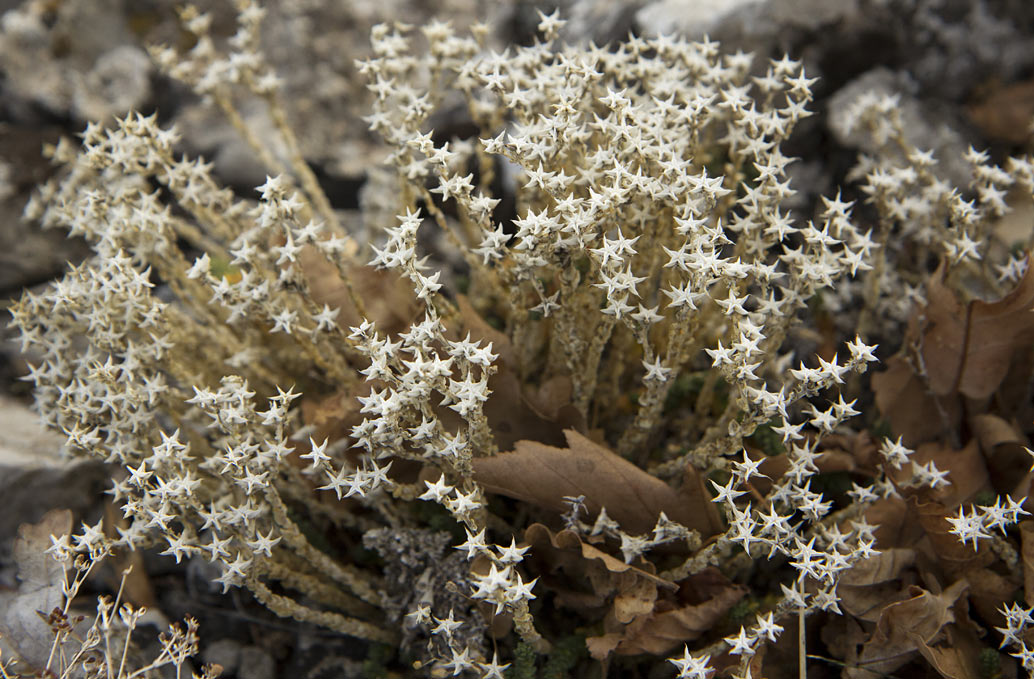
[0,396,107,588]
[638,0,1034,105]
[203,639,242,676]
[637,0,766,38]
[73,45,152,123]
[238,645,276,679]
[0,125,91,294]
[827,67,973,188]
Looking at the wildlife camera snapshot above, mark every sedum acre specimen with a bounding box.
[9,2,1034,678]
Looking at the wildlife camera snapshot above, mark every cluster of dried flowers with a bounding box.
[8,1,1034,677]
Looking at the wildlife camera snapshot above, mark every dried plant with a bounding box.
[8,2,1034,677]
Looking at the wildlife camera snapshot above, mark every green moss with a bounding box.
[811,471,854,498]
[726,597,757,625]
[506,641,538,679]
[975,490,998,507]
[412,499,465,541]
[542,635,586,679]
[749,417,785,456]
[664,373,705,413]
[706,469,733,497]
[286,508,338,558]
[361,643,394,679]
[208,255,239,280]
[978,647,1001,679]
[870,418,893,441]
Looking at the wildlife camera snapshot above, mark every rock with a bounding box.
[0,125,91,294]
[203,639,243,677]
[73,45,152,122]
[637,0,764,37]
[238,645,276,679]
[0,0,140,124]
[827,67,973,188]
[0,396,107,585]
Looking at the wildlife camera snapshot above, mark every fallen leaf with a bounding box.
[838,549,917,622]
[475,430,722,536]
[865,497,924,550]
[913,632,981,679]
[481,369,572,451]
[300,246,418,337]
[963,567,1018,630]
[454,295,516,370]
[970,414,1032,496]
[921,262,1034,400]
[967,80,1034,144]
[896,439,991,508]
[840,549,916,587]
[847,580,967,679]
[583,567,746,662]
[523,523,671,650]
[454,296,586,449]
[599,583,746,657]
[522,523,674,591]
[820,431,880,470]
[1021,521,1034,604]
[871,354,960,448]
[912,498,994,578]
[912,602,987,679]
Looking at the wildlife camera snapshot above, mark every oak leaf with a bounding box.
[522,523,674,591]
[921,261,1034,400]
[838,548,917,622]
[847,580,967,679]
[475,430,722,536]
[1021,521,1034,604]
[592,581,746,658]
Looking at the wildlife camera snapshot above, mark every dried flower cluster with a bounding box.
[8,2,1034,678]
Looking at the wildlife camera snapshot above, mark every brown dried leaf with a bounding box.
[897,439,991,508]
[914,633,981,679]
[820,431,880,470]
[583,568,745,662]
[601,583,746,657]
[865,497,925,550]
[300,247,418,336]
[922,262,1034,400]
[847,580,968,679]
[913,604,986,679]
[476,430,722,536]
[970,414,1032,496]
[971,413,1025,451]
[612,574,660,625]
[967,80,1034,144]
[838,549,916,622]
[840,549,916,588]
[871,354,960,448]
[913,498,995,577]
[454,295,516,369]
[453,296,588,447]
[964,567,1018,630]
[481,369,572,451]
[522,523,674,590]
[1022,522,1034,605]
